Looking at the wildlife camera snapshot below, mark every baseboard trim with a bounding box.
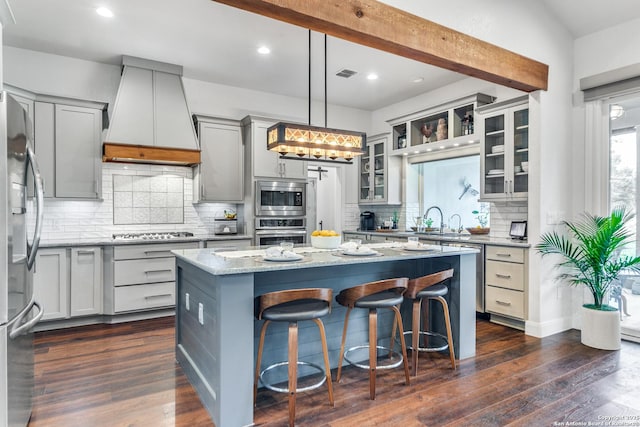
[525,316,573,338]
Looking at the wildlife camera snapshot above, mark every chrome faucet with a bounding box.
[424,206,444,234]
[450,214,462,233]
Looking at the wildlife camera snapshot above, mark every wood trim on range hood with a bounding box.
[103,143,201,166]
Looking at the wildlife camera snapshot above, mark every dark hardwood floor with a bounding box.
[29,316,640,426]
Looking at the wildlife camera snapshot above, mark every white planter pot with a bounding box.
[581,306,621,350]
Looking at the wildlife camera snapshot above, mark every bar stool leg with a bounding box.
[287,322,298,427]
[389,312,398,356]
[336,307,352,383]
[368,308,377,400]
[411,299,421,377]
[421,298,430,349]
[436,296,456,369]
[313,318,334,406]
[254,320,270,406]
[392,305,410,385]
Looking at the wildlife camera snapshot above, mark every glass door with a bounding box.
[359,147,372,201]
[373,140,385,201]
[608,94,640,342]
[482,112,506,197]
[512,107,529,195]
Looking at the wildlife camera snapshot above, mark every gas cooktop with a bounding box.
[112,231,195,241]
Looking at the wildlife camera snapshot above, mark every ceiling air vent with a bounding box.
[336,69,358,78]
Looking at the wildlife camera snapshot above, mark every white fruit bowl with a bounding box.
[311,235,341,249]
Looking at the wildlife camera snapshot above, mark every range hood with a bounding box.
[103,55,201,166]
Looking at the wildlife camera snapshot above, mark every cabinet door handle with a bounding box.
[144,269,172,274]
[495,273,512,279]
[496,253,512,258]
[144,294,173,300]
[496,300,512,306]
[143,250,173,256]
[201,184,205,198]
[76,249,95,255]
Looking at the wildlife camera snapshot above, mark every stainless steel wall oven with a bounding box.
[254,217,307,246]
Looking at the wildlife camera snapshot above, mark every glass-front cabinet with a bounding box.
[387,93,494,158]
[359,134,401,205]
[478,95,529,201]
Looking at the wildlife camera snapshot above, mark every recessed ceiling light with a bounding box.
[257,46,271,55]
[439,146,445,149]
[426,148,432,152]
[412,77,424,83]
[403,153,408,156]
[414,150,420,154]
[454,143,460,147]
[367,73,379,80]
[96,7,114,18]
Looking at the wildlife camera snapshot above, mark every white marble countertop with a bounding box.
[342,230,531,248]
[172,242,478,276]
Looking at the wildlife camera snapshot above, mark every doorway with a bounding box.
[307,164,341,237]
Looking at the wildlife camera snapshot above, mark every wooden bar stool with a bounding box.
[393,269,456,376]
[254,288,334,427]
[335,278,410,400]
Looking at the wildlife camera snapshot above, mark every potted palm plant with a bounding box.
[536,207,640,350]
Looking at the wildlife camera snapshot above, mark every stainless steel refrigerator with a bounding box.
[0,92,45,427]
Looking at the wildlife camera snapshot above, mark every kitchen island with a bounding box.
[173,243,477,427]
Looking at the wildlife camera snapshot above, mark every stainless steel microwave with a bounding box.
[255,180,306,217]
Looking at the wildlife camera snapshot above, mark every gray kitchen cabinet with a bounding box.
[33,246,102,321]
[104,242,199,315]
[33,248,68,321]
[358,134,401,205]
[193,115,244,202]
[70,247,103,317]
[477,95,529,201]
[484,245,528,329]
[243,116,307,179]
[34,97,106,199]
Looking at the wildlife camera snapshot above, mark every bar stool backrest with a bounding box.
[336,277,408,307]
[406,269,454,299]
[256,288,333,320]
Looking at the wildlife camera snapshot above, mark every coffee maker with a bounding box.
[360,211,376,231]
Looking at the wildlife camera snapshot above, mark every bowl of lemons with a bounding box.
[310,230,342,249]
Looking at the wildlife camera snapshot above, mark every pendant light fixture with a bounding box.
[267,31,366,164]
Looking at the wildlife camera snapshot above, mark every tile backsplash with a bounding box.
[112,174,185,224]
[34,163,237,243]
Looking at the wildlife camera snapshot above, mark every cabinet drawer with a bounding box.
[114,282,175,312]
[205,239,252,250]
[114,242,199,260]
[485,286,524,319]
[114,257,175,286]
[485,260,525,291]
[486,246,525,263]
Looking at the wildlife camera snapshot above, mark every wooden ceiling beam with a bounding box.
[211,0,548,92]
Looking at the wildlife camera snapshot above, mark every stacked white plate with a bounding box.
[491,145,505,154]
[487,169,504,175]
